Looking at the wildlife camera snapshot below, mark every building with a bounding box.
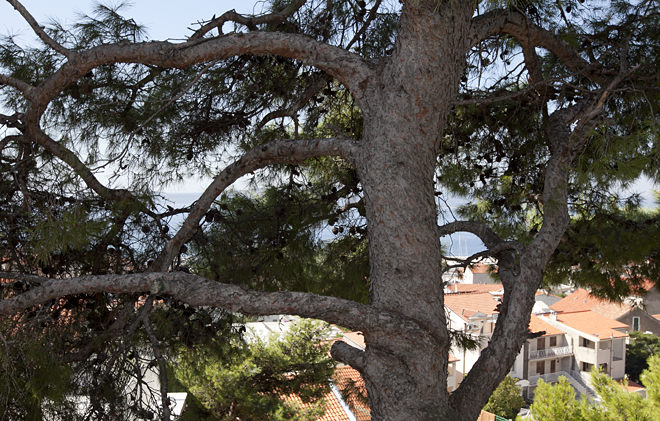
[444,285,630,399]
[551,287,660,335]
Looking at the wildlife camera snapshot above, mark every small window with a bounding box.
[549,336,557,347]
[632,316,640,331]
[537,337,545,350]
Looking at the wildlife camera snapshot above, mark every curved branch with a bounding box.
[151,136,360,270]
[470,10,607,85]
[437,220,506,250]
[0,272,418,335]
[26,126,146,209]
[5,0,72,58]
[190,0,308,40]
[32,32,373,117]
[0,74,35,98]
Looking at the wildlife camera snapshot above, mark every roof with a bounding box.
[444,292,499,322]
[617,379,646,394]
[528,314,563,337]
[342,331,365,350]
[333,366,371,421]
[653,314,660,321]
[282,392,350,421]
[551,288,633,319]
[281,366,369,421]
[446,283,503,294]
[551,310,629,339]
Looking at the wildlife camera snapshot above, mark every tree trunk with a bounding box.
[355,3,474,419]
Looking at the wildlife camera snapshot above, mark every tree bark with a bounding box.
[352,3,474,419]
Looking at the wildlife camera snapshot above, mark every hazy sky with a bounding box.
[1,0,657,204]
[0,1,253,42]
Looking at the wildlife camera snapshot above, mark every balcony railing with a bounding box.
[529,345,573,360]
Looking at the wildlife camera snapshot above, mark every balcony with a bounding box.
[529,345,573,360]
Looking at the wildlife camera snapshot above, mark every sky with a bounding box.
[0,1,252,42]
[1,1,657,256]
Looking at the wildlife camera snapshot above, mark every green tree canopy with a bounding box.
[173,319,336,421]
[530,365,660,421]
[0,0,658,420]
[483,375,525,419]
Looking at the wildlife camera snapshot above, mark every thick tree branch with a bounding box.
[190,0,308,40]
[0,74,35,98]
[470,10,608,85]
[437,220,507,250]
[330,341,366,373]
[451,102,578,413]
[25,126,147,211]
[5,0,72,58]
[31,32,373,117]
[0,272,422,337]
[151,137,360,271]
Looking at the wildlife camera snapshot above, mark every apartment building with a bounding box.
[444,286,630,399]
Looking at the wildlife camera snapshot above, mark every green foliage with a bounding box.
[173,319,336,421]
[483,375,526,419]
[530,377,583,421]
[626,331,660,384]
[530,365,660,421]
[546,204,659,297]
[641,355,660,408]
[0,318,76,420]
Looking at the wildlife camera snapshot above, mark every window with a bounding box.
[537,337,545,350]
[632,316,640,331]
[549,336,557,347]
[536,361,545,375]
[550,360,556,373]
[582,362,593,372]
[580,337,595,349]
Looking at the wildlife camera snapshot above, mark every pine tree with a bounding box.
[0,1,658,420]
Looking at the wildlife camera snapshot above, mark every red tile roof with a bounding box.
[444,292,499,321]
[528,315,563,336]
[281,366,371,420]
[551,288,632,319]
[551,310,629,339]
[282,392,350,421]
[333,366,370,421]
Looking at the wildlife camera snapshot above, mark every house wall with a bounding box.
[472,273,495,284]
[541,316,627,379]
[643,287,660,315]
[617,309,660,335]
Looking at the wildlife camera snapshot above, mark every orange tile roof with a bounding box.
[282,392,350,421]
[551,288,632,319]
[653,314,660,321]
[444,292,499,321]
[333,366,371,421]
[616,379,646,393]
[528,315,562,337]
[447,283,503,294]
[553,310,629,339]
